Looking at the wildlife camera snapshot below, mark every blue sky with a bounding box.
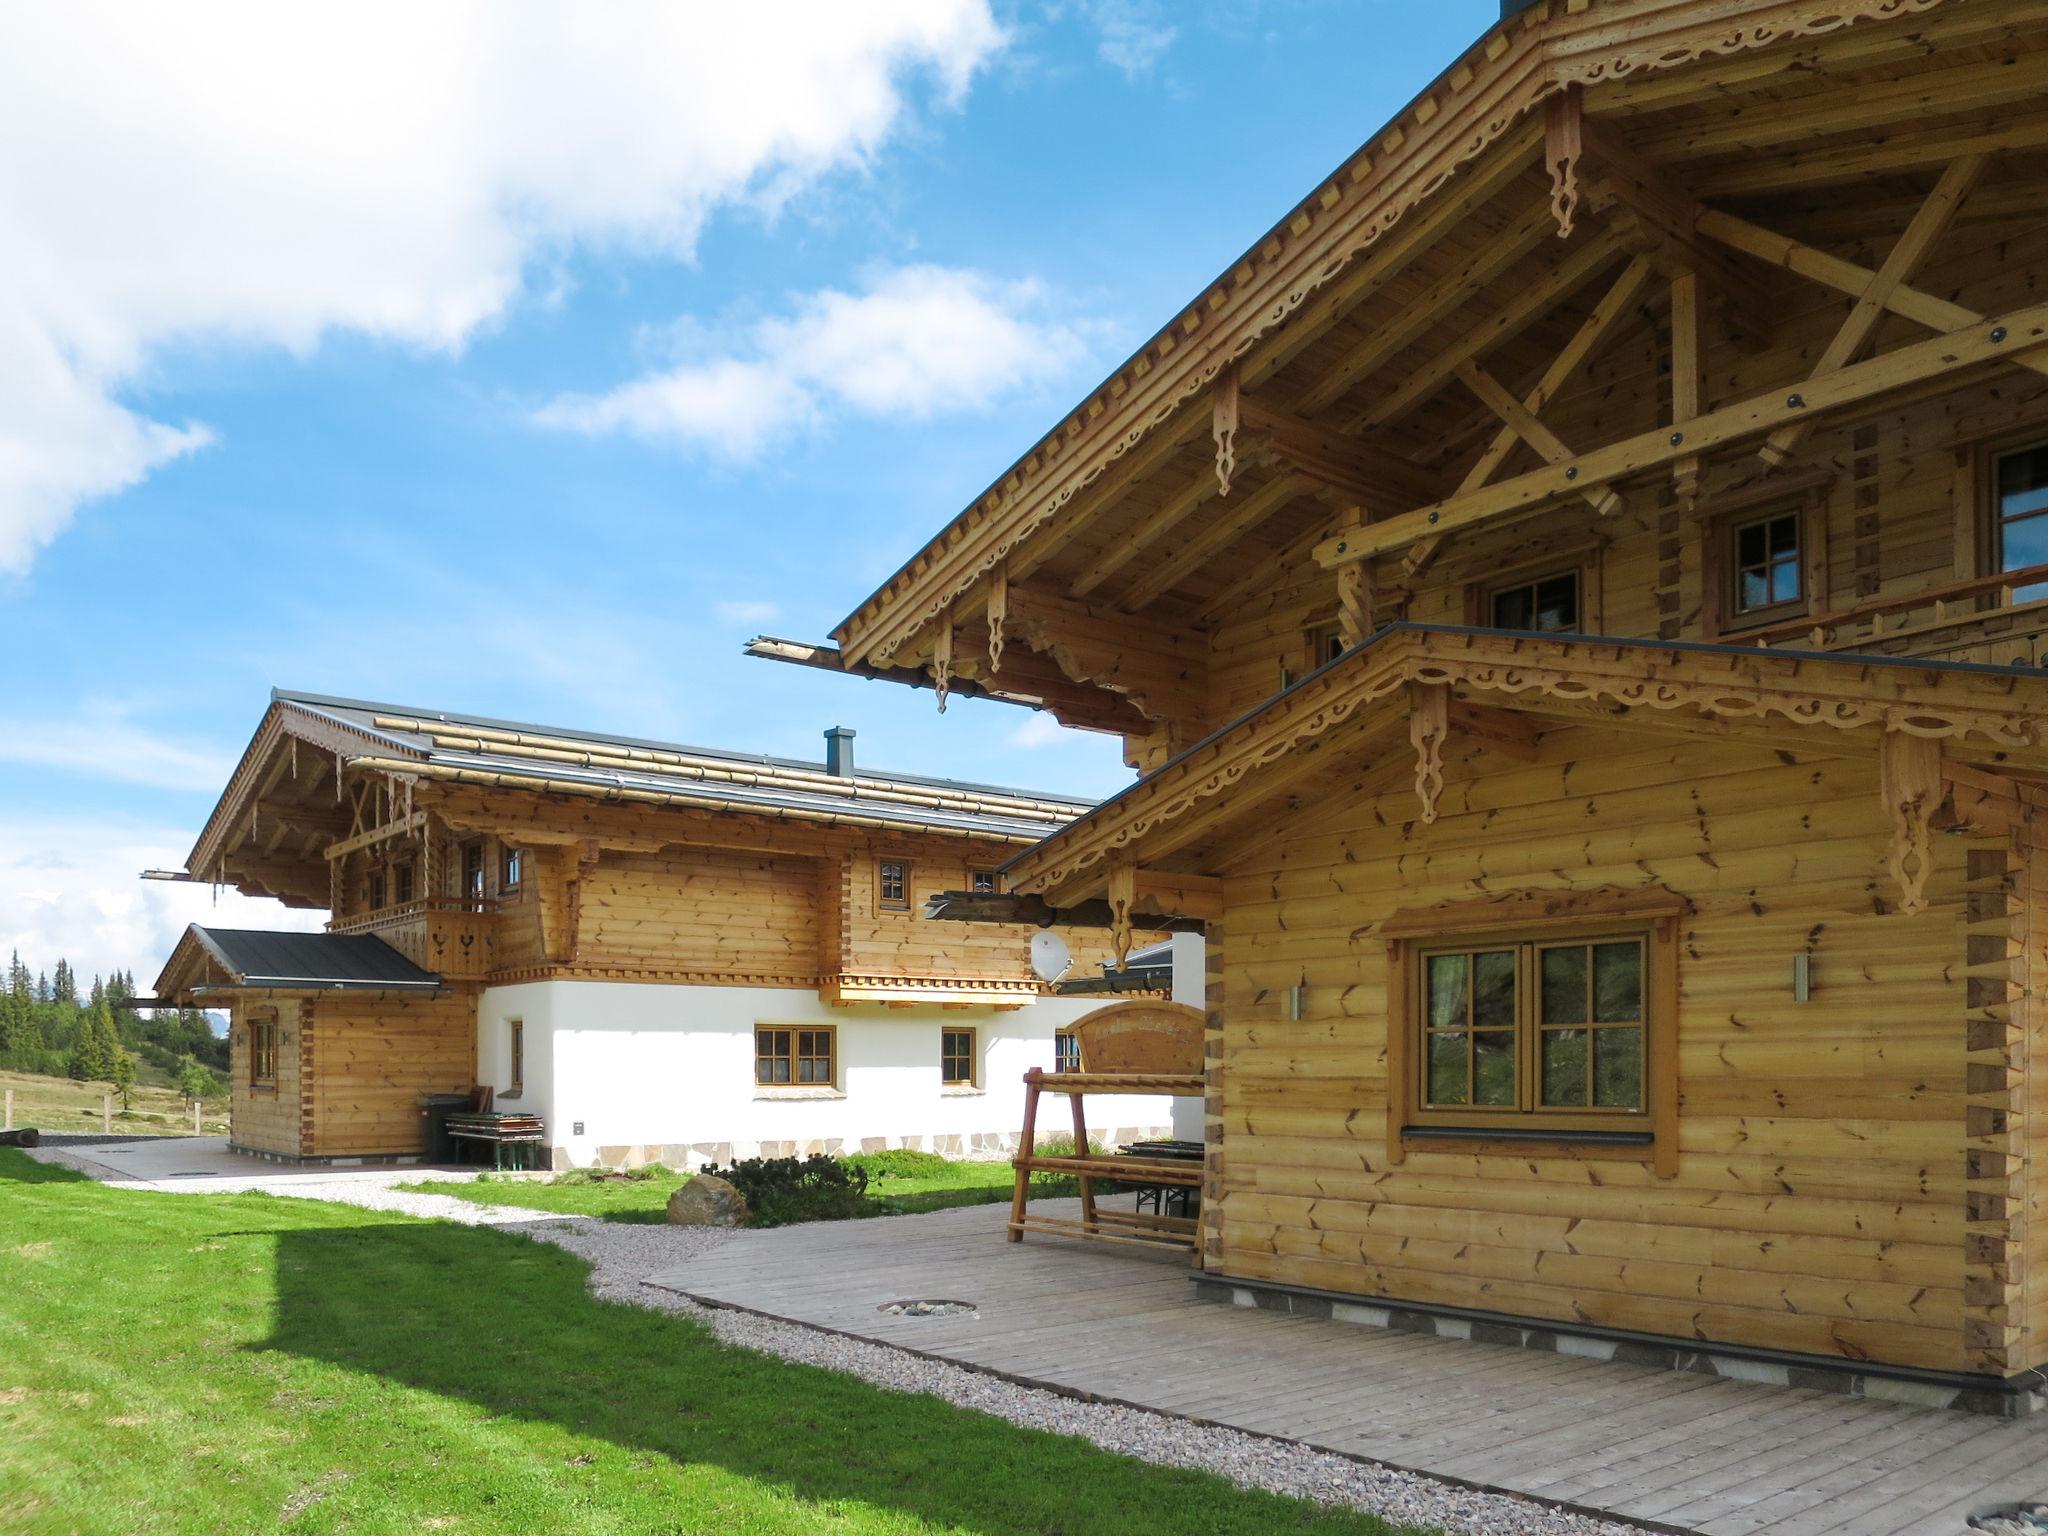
[0,0,1492,986]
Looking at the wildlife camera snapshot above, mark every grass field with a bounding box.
[0,1066,226,1139]
[0,1148,1421,1536]
[405,1151,1077,1223]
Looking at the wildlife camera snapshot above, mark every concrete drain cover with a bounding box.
[878,1299,977,1318]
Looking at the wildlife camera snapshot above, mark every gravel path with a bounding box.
[35,1151,1656,1536]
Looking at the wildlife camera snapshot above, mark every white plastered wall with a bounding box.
[475,979,1177,1169]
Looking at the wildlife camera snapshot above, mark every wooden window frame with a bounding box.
[1054,1029,1082,1074]
[754,1024,839,1090]
[1700,484,1829,638]
[877,859,911,911]
[500,844,523,894]
[1977,425,2048,585]
[1481,565,1587,636]
[459,840,486,904]
[506,1018,524,1100]
[940,1025,978,1088]
[1382,889,1681,1176]
[392,860,416,906]
[969,867,1000,894]
[367,869,387,913]
[1462,543,1604,636]
[247,1007,279,1091]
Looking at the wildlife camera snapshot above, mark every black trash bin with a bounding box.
[418,1093,474,1164]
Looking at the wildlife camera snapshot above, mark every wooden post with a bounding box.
[193,1101,203,1136]
[1008,1069,1041,1243]
[101,1092,112,1134]
[1070,1085,1098,1236]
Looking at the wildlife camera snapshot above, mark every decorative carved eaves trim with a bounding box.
[1003,625,2048,899]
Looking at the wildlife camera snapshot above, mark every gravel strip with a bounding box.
[34,1153,1656,1536]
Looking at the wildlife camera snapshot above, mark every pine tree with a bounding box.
[111,1048,137,1112]
[6,951,29,998]
[52,960,75,1009]
[0,988,37,1057]
[35,971,49,1004]
[73,999,114,1081]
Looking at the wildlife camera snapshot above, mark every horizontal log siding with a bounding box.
[1216,725,1971,1372]
[301,990,475,1158]
[229,996,303,1158]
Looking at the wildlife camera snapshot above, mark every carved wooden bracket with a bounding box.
[987,566,1009,675]
[1212,367,1241,497]
[1880,730,1943,916]
[1107,860,1137,971]
[1336,554,1369,651]
[1409,682,1450,824]
[930,609,954,714]
[1545,85,1583,239]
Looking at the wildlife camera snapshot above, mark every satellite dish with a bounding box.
[1029,930,1073,984]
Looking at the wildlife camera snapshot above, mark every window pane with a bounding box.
[1474,1030,1515,1106]
[1534,574,1579,631]
[1593,943,1643,1022]
[766,1058,790,1084]
[1595,1027,1644,1108]
[1472,950,1516,1028]
[1768,514,1800,558]
[1491,585,1534,630]
[1540,946,1587,1024]
[2003,509,2048,572]
[1426,954,1468,1029]
[1737,522,1767,566]
[1541,1029,1589,1106]
[1770,555,1800,603]
[1427,1031,1469,1104]
[1997,446,2048,523]
[1738,568,1770,611]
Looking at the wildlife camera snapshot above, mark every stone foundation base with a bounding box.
[227,1142,429,1167]
[1194,1275,2048,1419]
[573,1125,1174,1174]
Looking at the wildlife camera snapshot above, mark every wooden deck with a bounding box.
[647,1199,2048,1536]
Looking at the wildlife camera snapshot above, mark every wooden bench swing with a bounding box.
[1007,1001,1206,1255]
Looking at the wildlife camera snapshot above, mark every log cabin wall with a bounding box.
[298,989,476,1159]
[228,995,304,1158]
[576,846,819,983]
[1218,724,1973,1371]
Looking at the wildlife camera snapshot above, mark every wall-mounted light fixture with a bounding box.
[1285,983,1306,1021]
[1792,954,1813,1003]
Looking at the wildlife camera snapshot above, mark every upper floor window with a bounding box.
[970,868,999,894]
[392,861,416,906]
[1726,508,1804,625]
[500,845,523,892]
[460,841,485,902]
[367,870,387,912]
[1993,440,2048,599]
[878,860,910,911]
[1488,570,1580,634]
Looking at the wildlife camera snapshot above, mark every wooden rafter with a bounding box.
[1119,473,1313,613]
[1670,271,1702,503]
[1234,400,1438,508]
[1757,155,1985,468]
[1067,470,1229,599]
[1688,111,2048,197]
[1321,292,2048,568]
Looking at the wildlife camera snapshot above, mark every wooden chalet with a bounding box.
[151,691,1174,1167]
[768,0,2048,1409]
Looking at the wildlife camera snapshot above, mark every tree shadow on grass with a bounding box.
[258,1219,1405,1536]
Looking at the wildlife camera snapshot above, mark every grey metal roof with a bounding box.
[188,927,442,990]
[271,688,1095,843]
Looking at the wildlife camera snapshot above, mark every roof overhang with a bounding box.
[828,0,1971,672]
[1001,623,2048,906]
[154,925,443,1004]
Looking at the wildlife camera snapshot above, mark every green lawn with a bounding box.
[0,1149,1422,1536]
[405,1152,1079,1224]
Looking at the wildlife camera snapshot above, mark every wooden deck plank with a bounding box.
[644,1200,2048,1535]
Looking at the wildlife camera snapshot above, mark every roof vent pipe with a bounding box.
[824,726,856,778]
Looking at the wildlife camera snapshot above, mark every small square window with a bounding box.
[1054,1031,1081,1074]
[941,1027,976,1086]
[971,868,999,893]
[1727,509,1804,623]
[878,860,910,910]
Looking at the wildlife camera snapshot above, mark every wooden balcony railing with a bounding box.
[1737,561,2048,668]
[330,897,500,981]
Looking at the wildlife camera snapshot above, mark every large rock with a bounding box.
[666,1173,747,1227]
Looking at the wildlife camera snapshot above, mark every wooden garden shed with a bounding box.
[767,0,2048,1410]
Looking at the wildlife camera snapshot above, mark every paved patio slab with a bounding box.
[647,1199,2048,1536]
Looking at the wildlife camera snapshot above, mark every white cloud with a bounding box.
[0,706,234,792]
[535,266,1090,456]
[1007,712,1075,750]
[0,820,325,993]
[1081,1,1177,76]
[715,599,783,625]
[0,1,1006,573]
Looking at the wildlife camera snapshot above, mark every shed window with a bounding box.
[756,1027,835,1087]
[248,1010,279,1088]
[878,860,910,911]
[1411,930,1650,1131]
[1993,440,2048,599]
[941,1027,976,1086]
[1727,509,1804,623]
[1488,570,1580,634]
